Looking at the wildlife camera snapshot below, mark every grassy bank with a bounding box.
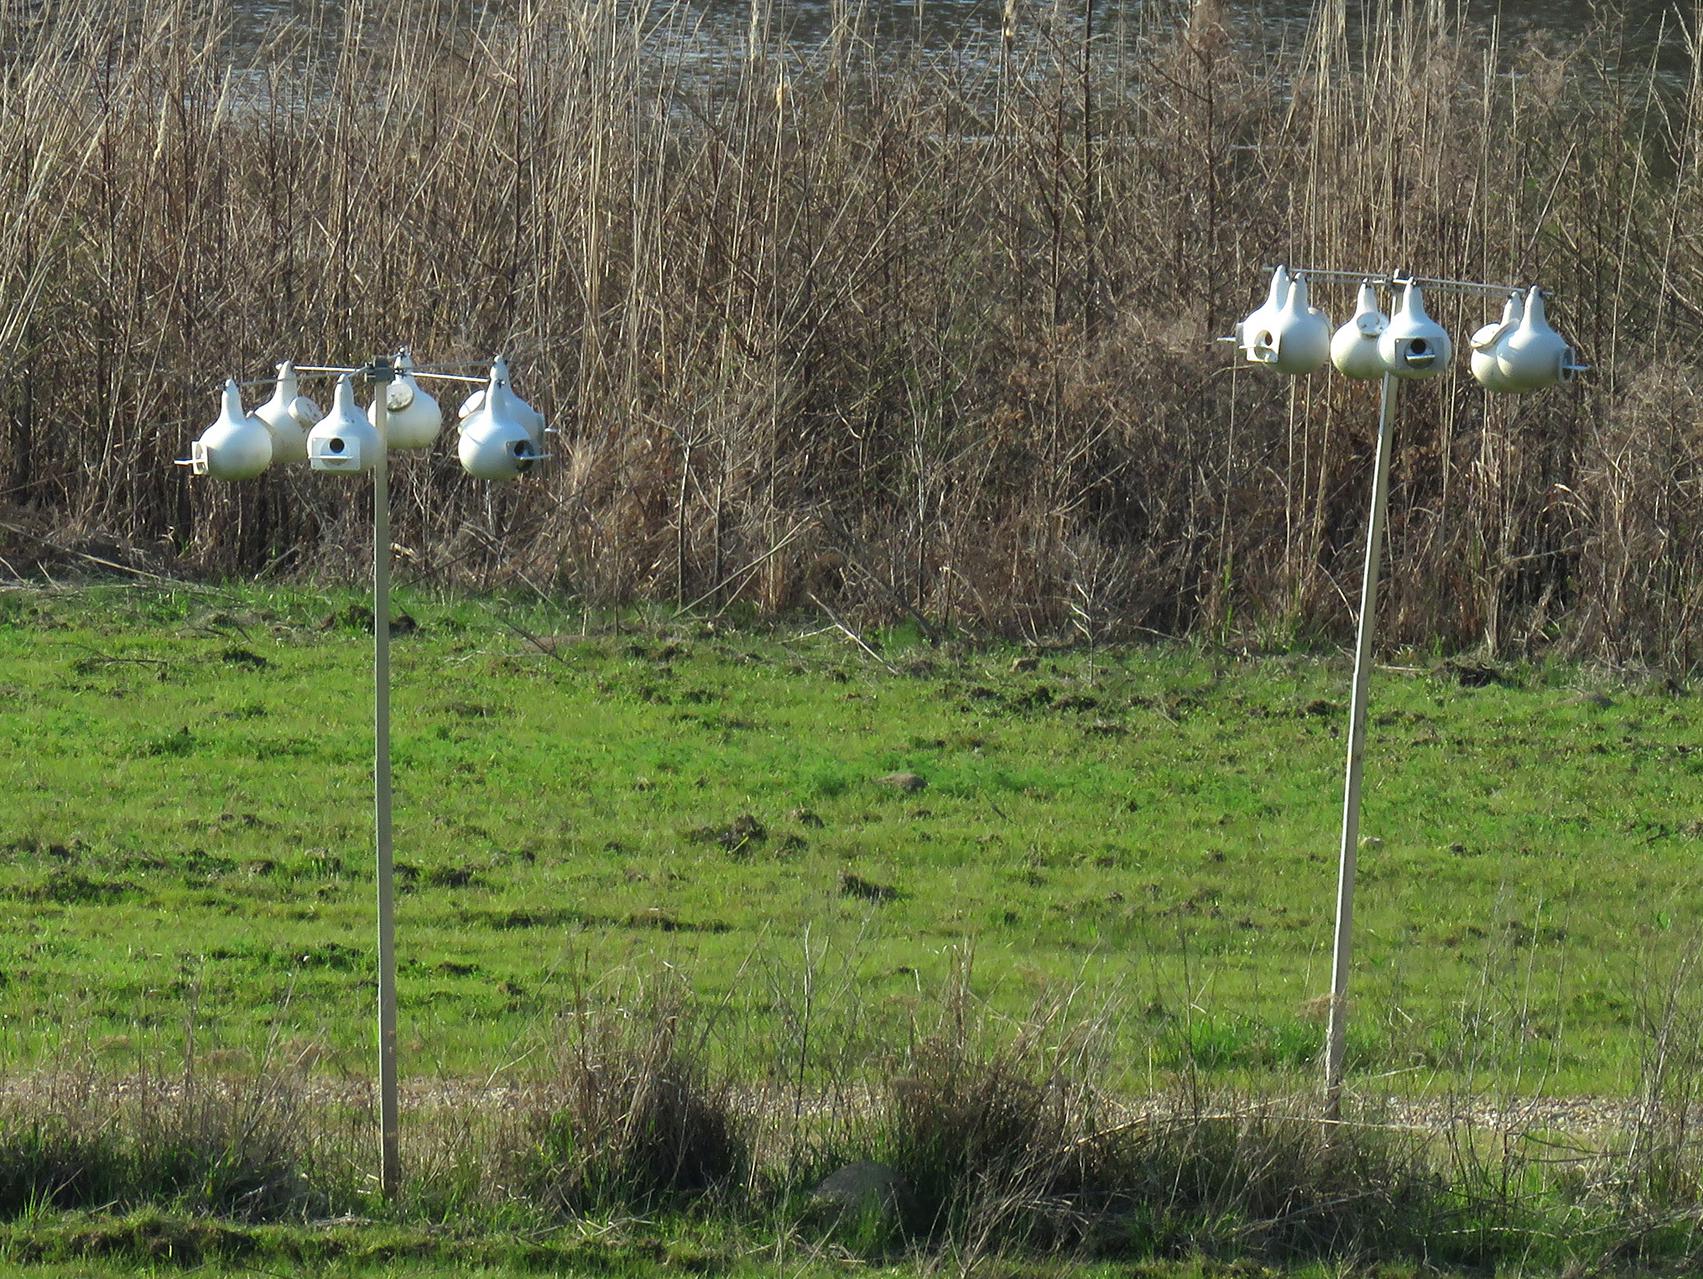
[0,1215,1655,1279]
[2,579,1702,1091]
[1,0,1702,660]
[5,581,1703,1269]
[0,961,1698,1274]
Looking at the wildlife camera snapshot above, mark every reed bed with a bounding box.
[0,0,1700,664]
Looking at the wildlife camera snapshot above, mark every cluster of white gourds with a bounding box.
[1232,265,1585,390]
[180,352,547,482]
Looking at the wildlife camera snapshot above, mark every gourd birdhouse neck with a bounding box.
[1520,288,1549,333]
[1284,275,1312,316]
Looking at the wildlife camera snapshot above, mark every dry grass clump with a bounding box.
[882,1002,1111,1247]
[0,1111,122,1217]
[0,0,1700,660]
[509,980,749,1213]
[0,1060,326,1220]
[874,970,1444,1262]
[1116,1106,1440,1262]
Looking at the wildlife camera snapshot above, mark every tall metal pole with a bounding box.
[369,358,400,1198]
[1323,370,1398,1119]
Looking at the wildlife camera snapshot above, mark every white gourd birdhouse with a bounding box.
[1469,291,1524,392]
[1494,287,1573,393]
[458,368,543,480]
[368,348,442,450]
[456,355,545,446]
[307,374,383,473]
[1247,273,1331,374]
[1235,265,1291,360]
[493,354,545,446]
[1377,281,1452,379]
[455,383,484,427]
[254,359,322,464]
[185,379,273,480]
[1330,281,1390,380]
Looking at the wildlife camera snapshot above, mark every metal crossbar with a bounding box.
[230,367,488,393]
[1265,265,1528,296]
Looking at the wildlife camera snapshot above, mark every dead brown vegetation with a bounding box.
[1,0,1701,663]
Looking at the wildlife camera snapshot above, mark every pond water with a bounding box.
[191,0,1694,116]
[682,0,1685,59]
[223,0,1692,79]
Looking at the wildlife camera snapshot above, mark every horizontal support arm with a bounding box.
[1266,266,1527,296]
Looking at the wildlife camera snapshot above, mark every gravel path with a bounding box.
[0,1070,1661,1142]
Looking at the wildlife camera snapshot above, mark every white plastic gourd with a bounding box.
[186,380,273,480]
[1235,265,1291,360]
[368,349,442,450]
[1494,287,1572,393]
[1469,291,1524,392]
[1377,281,1452,379]
[457,355,545,448]
[1329,281,1390,380]
[1246,273,1331,374]
[458,367,543,480]
[455,383,482,426]
[253,360,322,464]
[307,374,383,473]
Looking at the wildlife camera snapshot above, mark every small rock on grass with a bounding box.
[809,1161,911,1227]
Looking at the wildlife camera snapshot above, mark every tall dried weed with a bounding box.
[0,0,1700,660]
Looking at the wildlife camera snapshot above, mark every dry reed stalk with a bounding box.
[0,0,1697,662]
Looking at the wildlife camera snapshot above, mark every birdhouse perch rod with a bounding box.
[234,368,491,393]
[292,364,367,378]
[294,364,493,386]
[407,370,490,386]
[1264,265,1527,296]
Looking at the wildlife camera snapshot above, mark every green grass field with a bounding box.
[1,580,1697,1095]
[0,1217,1449,1279]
